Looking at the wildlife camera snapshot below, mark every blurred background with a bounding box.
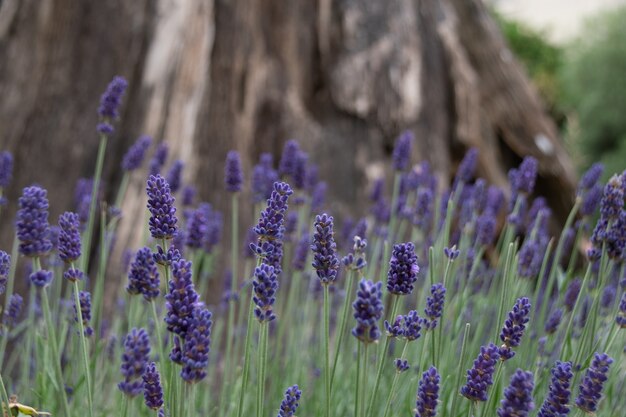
[0,0,625,281]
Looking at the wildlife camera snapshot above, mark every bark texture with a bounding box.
[0,0,577,282]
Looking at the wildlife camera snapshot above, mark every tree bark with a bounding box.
[0,0,577,291]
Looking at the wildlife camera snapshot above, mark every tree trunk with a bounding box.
[0,0,576,290]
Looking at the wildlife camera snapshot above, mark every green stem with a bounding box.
[256,322,268,417]
[330,269,355,388]
[323,284,331,417]
[150,300,168,397]
[0,371,11,417]
[20,285,35,391]
[72,280,94,417]
[362,343,369,417]
[355,342,362,417]
[381,340,409,417]
[0,237,18,368]
[450,323,470,417]
[81,133,108,274]
[236,298,255,417]
[560,263,593,359]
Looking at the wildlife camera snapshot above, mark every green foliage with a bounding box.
[561,6,626,171]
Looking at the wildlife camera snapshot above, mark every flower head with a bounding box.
[224,150,244,192]
[616,292,626,328]
[277,385,302,417]
[392,131,413,171]
[499,297,532,360]
[74,290,93,336]
[58,212,82,262]
[511,157,539,195]
[181,306,213,383]
[16,186,53,257]
[575,353,613,414]
[149,143,169,176]
[252,153,278,204]
[279,140,300,179]
[497,369,535,417]
[461,343,500,402]
[538,361,572,417]
[387,242,419,295]
[0,251,10,295]
[165,160,184,194]
[127,247,160,301]
[0,151,13,189]
[146,174,178,239]
[415,366,440,417]
[394,359,409,373]
[165,258,199,339]
[311,213,339,285]
[252,263,278,322]
[118,328,151,397]
[30,270,53,288]
[424,284,446,330]
[122,135,152,171]
[185,206,208,250]
[2,293,23,329]
[352,279,384,344]
[142,362,164,410]
[544,308,563,335]
[98,76,128,119]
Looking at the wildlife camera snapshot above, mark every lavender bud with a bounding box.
[64,268,84,282]
[98,76,128,119]
[3,293,23,328]
[0,151,13,189]
[16,186,53,257]
[185,207,208,250]
[181,306,213,383]
[394,359,409,373]
[30,270,53,288]
[461,343,500,402]
[387,242,419,295]
[444,246,460,260]
[252,263,278,322]
[181,185,196,206]
[292,233,310,271]
[544,308,563,335]
[424,284,446,330]
[311,213,339,285]
[0,251,10,294]
[564,279,581,312]
[279,140,300,179]
[58,212,82,263]
[599,174,623,220]
[578,163,604,191]
[499,297,531,360]
[538,361,572,417]
[224,150,244,192]
[127,247,160,301]
[74,290,94,336]
[252,153,278,204]
[149,143,169,176]
[497,369,535,417]
[277,385,302,417]
[122,136,152,171]
[352,279,384,344]
[293,151,308,190]
[165,160,184,194]
[165,258,199,339]
[142,362,164,410]
[512,157,539,195]
[415,366,440,417]
[575,353,613,413]
[146,174,178,240]
[454,148,478,187]
[616,292,626,328]
[392,131,413,171]
[118,328,151,397]
[580,183,603,217]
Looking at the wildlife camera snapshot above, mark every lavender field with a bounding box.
[0,76,624,417]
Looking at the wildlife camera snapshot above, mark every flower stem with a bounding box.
[355,342,362,417]
[256,322,268,417]
[72,279,94,417]
[330,269,355,389]
[450,323,471,417]
[323,284,331,417]
[236,298,255,417]
[381,340,409,417]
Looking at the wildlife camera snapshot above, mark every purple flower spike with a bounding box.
[224,150,244,192]
[30,270,52,288]
[252,263,278,322]
[16,186,53,257]
[394,359,409,373]
[182,185,196,206]
[415,366,440,417]
[142,362,164,410]
[118,328,151,397]
[74,290,94,337]
[146,174,178,240]
[352,279,384,344]
[599,174,623,220]
[165,160,184,194]
[165,258,199,339]
[292,233,310,271]
[122,136,152,171]
[387,242,419,295]
[455,148,479,187]
[564,279,581,312]
[277,385,302,417]
[545,309,563,335]
[444,246,460,260]
[181,306,212,383]
[149,143,169,177]
[575,353,613,414]
[279,140,300,179]
[0,251,10,295]
[0,151,13,189]
[538,361,572,417]
[616,292,626,328]
[512,157,539,195]
[58,212,82,263]
[578,163,604,192]
[311,213,339,285]
[3,294,23,328]
[392,131,413,171]
[64,268,84,282]
[252,153,278,204]
[127,247,160,302]
[424,283,446,330]
[499,297,531,360]
[293,151,308,190]
[186,206,208,250]
[461,343,500,402]
[497,369,535,417]
[98,75,128,119]
[97,122,114,135]
[311,181,327,212]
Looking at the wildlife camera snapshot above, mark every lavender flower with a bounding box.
[153,244,181,267]
[311,213,339,285]
[600,285,616,311]
[64,268,84,282]
[580,183,603,217]
[127,247,160,301]
[575,353,613,413]
[392,131,413,171]
[149,143,169,176]
[292,233,310,271]
[98,76,128,119]
[252,263,278,322]
[203,206,223,254]
[424,283,446,330]
[538,361,572,417]
[74,290,94,336]
[415,366,440,417]
[385,310,423,340]
[2,293,23,328]
[545,309,563,335]
[444,246,460,260]
[118,328,151,397]
[564,279,581,312]
[511,157,539,195]
[58,212,81,263]
[146,174,178,239]
[0,151,13,189]
[181,185,196,206]
[578,163,604,192]
[224,150,244,192]
[414,188,434,230]
[142,362,164,410]
[342,236,367,271]
[97,122,114,135]
[252,153,278,204]
[499,297,531,360]
[454,148,478,188]
[16,186,53,257]
[394,359,409,373]
[599,174,623,220]
[165,160,184,194]
[352,279,384,344]
[277,385,301,417]
[165,258,199,339]
[387,242,419,295]
[497,369,535,417]
[293,151,308,190]
[30,270,52,288]
[616,292,626,328]
[279,140,300,179]
[181,306,213,383]
[475,212,497,246]
[122,135,152,171]
[311,181,327,212]
[251,181,293,275]
[185,206,208,249]
[0,251,9,294]
[461,343,500,402]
